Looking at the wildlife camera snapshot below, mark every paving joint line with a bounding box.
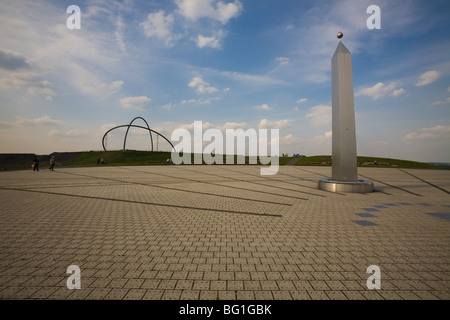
[53,169,293,207]
[397,168,449,195]
[0,186,283,218]
[177,166,310,201]
[120,166,292,207]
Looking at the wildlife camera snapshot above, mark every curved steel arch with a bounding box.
[102,118,175,152]
[124,117,153,151]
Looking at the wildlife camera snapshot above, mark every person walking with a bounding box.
[49,155,55,171]
[33,157,40,171]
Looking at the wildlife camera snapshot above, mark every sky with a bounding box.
[0,0,449,162]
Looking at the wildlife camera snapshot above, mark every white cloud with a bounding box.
[416,70,440,87]
[120,96,151,110]
[110,80,124,90]
[220,121,247,130]
[275,57,289,66]
[177,121,214,131]
[296,98,307,103]
[140,10,177,46]
[391,88,406,97]
[258,118,292,129]
[188,77,218,94]
[255,104,271,110]
[356,82,405,100]
[197,35,221,49]
[176,0,243,24]
[221,71,284,86]
[0,49,31,70]
[0,72,56,100]
[305,105,331,125]
[181,97,220,104]
[0,116,63,128]
[405,125,450,140]
[48,129,89,138]
[431,97,450,106]
[162,103,175,110]
[181,99,197,104]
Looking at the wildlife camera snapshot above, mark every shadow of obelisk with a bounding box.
[318,33,374,193]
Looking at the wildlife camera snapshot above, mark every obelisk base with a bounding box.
[318,178,374,193]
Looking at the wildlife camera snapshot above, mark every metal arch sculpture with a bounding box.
[124,117,153,151]
[102,117,175,152]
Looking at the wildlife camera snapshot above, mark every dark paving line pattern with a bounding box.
[55,169,292,207]
[398,168,450,195]
[289,167,349,196]
[358,174,422,197]
[196,166,327,199]
[0,186,283,218]
[218,166,328,198]
[235,168,344,195]
[175,166,310,201]
[121,167,292,206]
[2,182,132,190]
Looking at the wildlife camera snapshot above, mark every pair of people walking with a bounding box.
[32,155,55,171]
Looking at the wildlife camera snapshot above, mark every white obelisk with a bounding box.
[331,41,358,182]
[318,33,374,193]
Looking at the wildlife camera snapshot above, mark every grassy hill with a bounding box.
[289,155,446,169]
[0,150,447,170]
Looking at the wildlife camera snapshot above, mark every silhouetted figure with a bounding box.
[33,157,39,171]
[49,156,55,171]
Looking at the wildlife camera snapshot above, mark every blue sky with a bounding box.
[0,0,449,162]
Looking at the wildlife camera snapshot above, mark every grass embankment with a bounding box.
[63,151,291,166]
[290,155,445,169]
[1,151,446,170]
[62,150,172,166]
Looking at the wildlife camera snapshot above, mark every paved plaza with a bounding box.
[0,164,449,300]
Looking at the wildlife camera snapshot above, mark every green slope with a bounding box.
[1,151,447,170]
[291,155,445,169]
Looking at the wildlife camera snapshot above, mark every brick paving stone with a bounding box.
[210,280,227,291]
[141,279,160,289]
[109,278,128,288]
[143,290,164,300]
[289,290,311,300]
[124,278,144,289]
[343,291,366,300]
[0,166,449,301]
[192,280,210,291]
[85,288,111,300]
[227,280,244,291]
[68,288,94,300]
[199,290,218,300]
[270,291,292,300]
[307,291,330,300]
[175,280,194,290]
[161,290,182,300]
[218,291,236,300]
[236,290,255,300]
[180,290,200,300]
[326,291,348,300]
[104,288,129,300]
[158,280,177,290]
[310,280,331,291]
[30,287,59,299]
[124,288,146,300]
